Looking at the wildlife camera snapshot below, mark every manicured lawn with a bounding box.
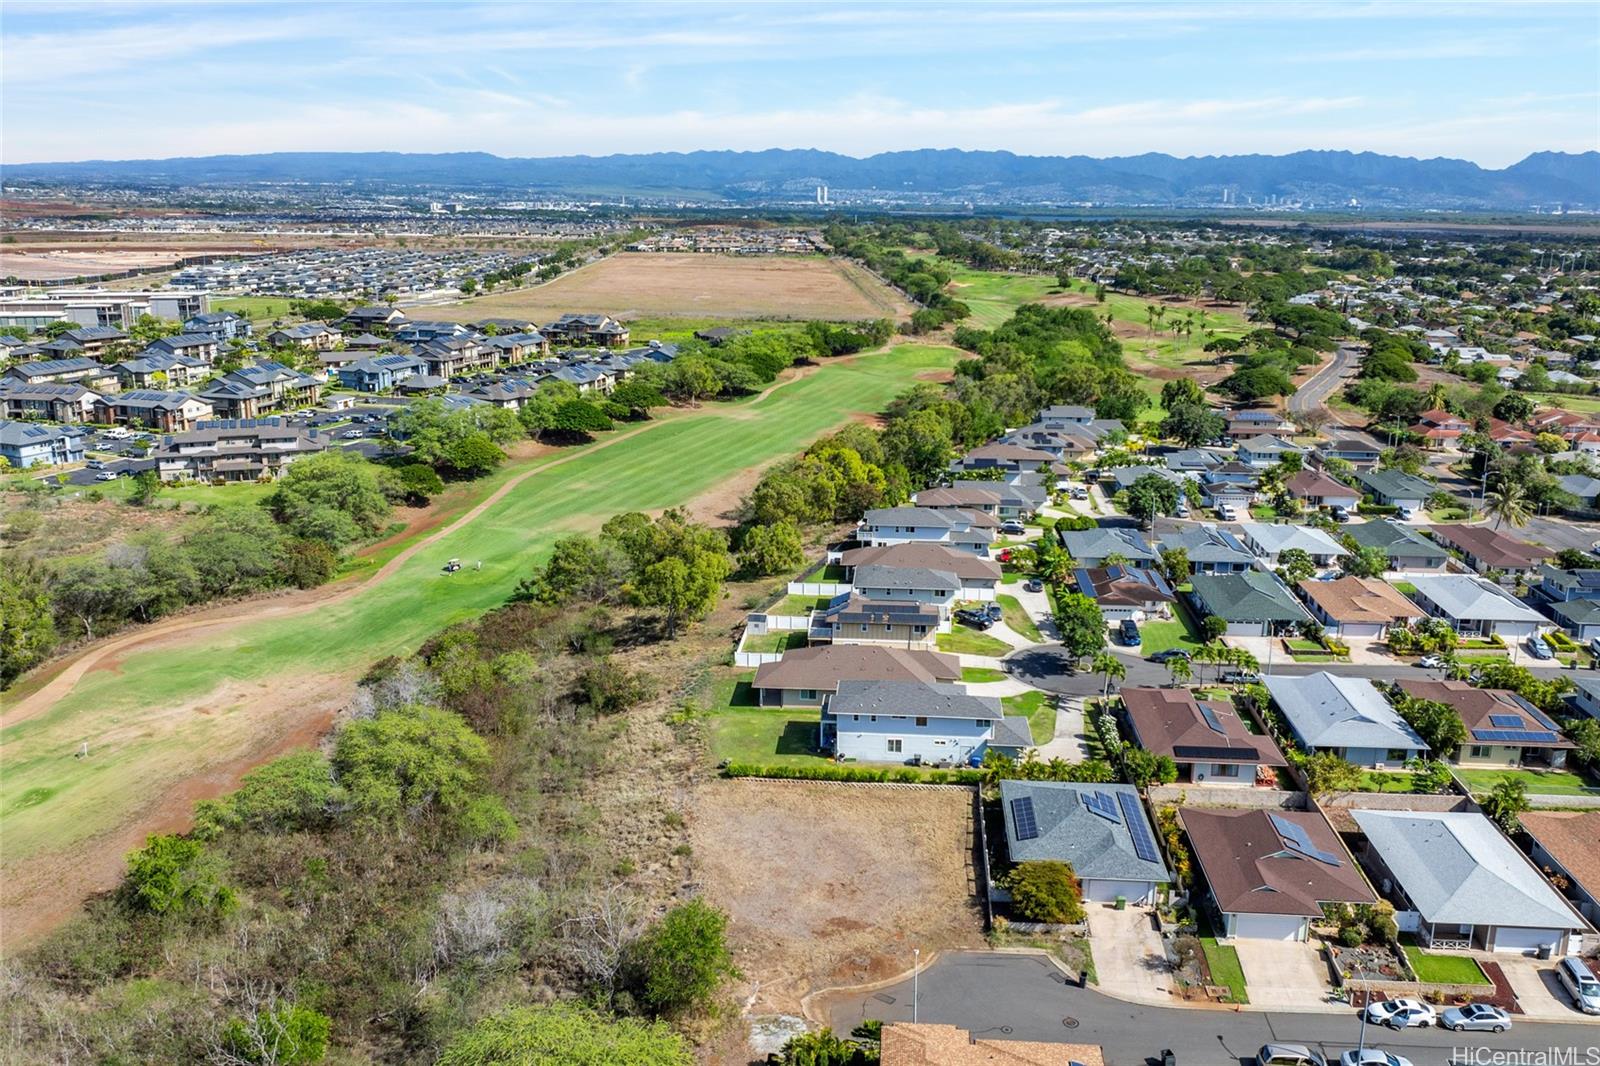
[1137,609,1204,658]
[937,627,1014,657]
[768,594,833,616]
[1200,936,1250,1004]
[1455,767,1599,797]
[213,296,298,322]
[1402,941,1490,985]
[1393,581,1418,597]
[702,672,830,769]
[2,342,964,869]
[818,564,847,581]
[996,594,1042,642]
[1002,689,1056,745]
[1359,771,1420,794]
[740,630,809,654]
[961,667,1008,683]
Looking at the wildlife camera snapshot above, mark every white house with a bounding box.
[856,507,994,556]
[823,680,1030,765]
[1238,522,1349,569]
[1353,810,1592,956]
[1402,573,1547,640]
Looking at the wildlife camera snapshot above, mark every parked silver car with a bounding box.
[1440,1003,1511,1032]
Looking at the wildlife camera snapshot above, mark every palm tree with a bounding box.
[1424,381,1447,410]
[1092,651,1126,700]
[1485,480,1532,529]
[1167,656,1193,686]
[1193,643,1219,682]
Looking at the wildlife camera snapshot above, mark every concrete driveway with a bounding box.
[1084,904,1173,1006]
[1233,938,1332,1011]
[1497,956,1592,1021]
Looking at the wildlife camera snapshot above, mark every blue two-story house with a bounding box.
[822,679,1031,765]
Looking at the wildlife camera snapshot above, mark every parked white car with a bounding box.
[1340,1052,1412,1066]
[1362,998,1436,1029]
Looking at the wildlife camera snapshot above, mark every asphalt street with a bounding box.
[823,951,1600,1066]
[1289,345,1365,415]
[1001,645,1454,696]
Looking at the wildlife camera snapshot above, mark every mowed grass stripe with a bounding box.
[1,344,960,865]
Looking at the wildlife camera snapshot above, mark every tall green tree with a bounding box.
[630,899,739,1018]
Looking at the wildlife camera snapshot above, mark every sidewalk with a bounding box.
[1034,695,1092,761]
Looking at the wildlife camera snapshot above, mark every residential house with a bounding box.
[1300,577,1423,639]
[1356,469,1435,512]
[461,380,539,409]
[337,353,426,392]
[811,595,941,648]
[340,305,407,333]
[1038,404,1095,428]
[114,352,209,389]
[144,333,221,365]
[0,420,85,468]
[1107,464,1187,494]
[951,478,1047,517]
[837,542,1002,600]
[857,507,995,556]
[1120,687,1286,787]
[3,356,119,391]
[1199,463,1260,512]
[1181,807,1375,941]
[416,336,489,378]
[152,419,330,482]
[1396,679,1573,770]
[880,1023,1104,1066]
[1156,525,1255,575]
[542,313,629,348]
[998,780,1170,904]
[1058,526,1157,568]
[58,324,129,354]
[1403,573,1547,640]
[1187,570,1312,636]
[951,442,1057,478]
[1520,812,1600,926]
[1429,524,1551,579]
[1549,598,1600,641]
[343,332,388,352]
[1238,523,1349,569]
[394,320,472,345]
[1284,469,1360,511]
[1314,437,1382,469]
[848,563,963,621]
[182,311,251,342]
[1539,564,1600,606]
[1263,671,1428,766]
[1070,566,1175,622]
[1236,435,1305,469]
[1163,447,1227,474]
[1352,809,1592,955]
[265,323,342,352]
[1001,425,1098,462]
[197,361,323,418]
[1342,519,1449,571]
[914,484,1006,517]
[539,363,614,394]
[751,645,961,707]
[92,389,214,432]
[824,680,1027,764]
[1226,409,1296,440]
[1410,408,1470,448]
[0,381,101,423]
[1556,474,1600,511]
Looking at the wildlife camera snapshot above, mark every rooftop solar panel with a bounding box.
[1010,797,1039,841]
[1471,728,1561,744]
[1083,790,1121,823]
[1117,791,1160,863]
[1488,714,1525,728]
[1198,702,1227,735]
[1269,812,1342,867]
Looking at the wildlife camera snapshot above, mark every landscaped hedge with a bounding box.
[1547,630,1579,652]
[722,762,983,785]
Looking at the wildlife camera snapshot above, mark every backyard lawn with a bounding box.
[1002,690,1056,745]
[702,670,829,769]
[961,667,1008,683]
[996,594,1042,642]
[1402,941,1490,985]
[1359,771,1421,794]
[741,631,808,654]
[768,594,833,616]
[937,627,1014,657]
[1455,767,1599,797]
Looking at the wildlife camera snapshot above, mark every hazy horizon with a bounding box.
[4,1,1598,167]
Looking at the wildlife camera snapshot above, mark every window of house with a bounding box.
[914,625,927,635]
[1386,749,1409,762]
[1213,763,1241,777]
[885,625,895,633]
[915,716,928,727]
[800,689,817,700]
[861,624,869,632]
[851,715,859,721]
[869,715,877,722]
[1469,745,1491,758]
[976,719,990,727]
[887,738,902,753]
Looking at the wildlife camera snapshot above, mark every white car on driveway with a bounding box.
[1340,1052,1412,1066]
[1362,997,1435,1029]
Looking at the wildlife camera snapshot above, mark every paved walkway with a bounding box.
[1035,694,1092,761]
[1233,940,1333,1011]
[1084,905,1173,1006]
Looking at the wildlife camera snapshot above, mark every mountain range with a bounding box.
[5,148,1597,209]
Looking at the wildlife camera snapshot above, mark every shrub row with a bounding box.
[722,762,983,785]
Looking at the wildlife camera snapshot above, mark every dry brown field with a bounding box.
[0,248,203,281]
[419,252,914,323]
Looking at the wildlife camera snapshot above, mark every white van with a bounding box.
[1557,957,1600,1014]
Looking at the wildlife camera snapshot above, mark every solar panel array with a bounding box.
[1117,792,1160,863]
[1084,790,1121,823]
[1488,713,1525,728]
[1198,702,1227,735]
[1269,812,1342,867]
[1472,728,1560,743]
[1011,797,1039,841]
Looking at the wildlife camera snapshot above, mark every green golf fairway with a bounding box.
[2,344,961,866]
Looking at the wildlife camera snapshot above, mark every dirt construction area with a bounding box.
[689,780,983,1014]
[0,248,199,281]
[423,252,914,323]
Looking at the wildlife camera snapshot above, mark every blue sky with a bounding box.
[3,1,1597,166]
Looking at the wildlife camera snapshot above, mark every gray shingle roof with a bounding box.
[1263,672,1427,752]
[999,780,1171,883]
[830,679,999,721]
[1405,574,1545,623]
[1058,526,1157,562]
[851,563,960,592]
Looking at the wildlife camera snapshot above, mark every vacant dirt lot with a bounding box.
[0,248,199,280]
[690,780,982,1014]
[421,252,914,323]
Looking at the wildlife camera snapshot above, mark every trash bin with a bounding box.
[1115,895,1127,911]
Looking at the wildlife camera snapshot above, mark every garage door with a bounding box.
[1083,880,1154,904]
[1231,913,1306,941]
[1494,926,1557,955]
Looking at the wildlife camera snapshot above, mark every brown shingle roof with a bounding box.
[1429,524,1551,569]
[1300,576,1423,625]
[1284,470,1356,500]
[840,542,1002,582]
[1520,811,1600,897]
[752,644,960,694]
[882,1023,1104,1066]
[916,485,1003,508]
[1395,679,1574,750]
[1179,807,1375,917]
[1121,687,1285,766]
